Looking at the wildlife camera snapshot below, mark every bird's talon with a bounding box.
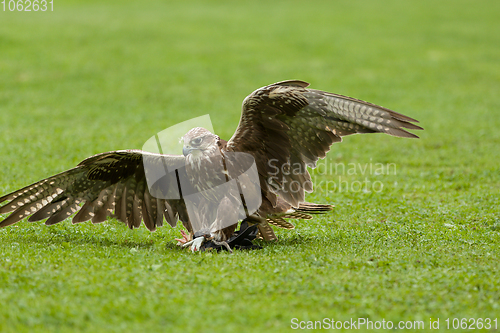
[189,237,205,252]
[181,239,195,248]
[175,230,191,245]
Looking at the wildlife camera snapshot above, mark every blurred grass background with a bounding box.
[1,0,500,332]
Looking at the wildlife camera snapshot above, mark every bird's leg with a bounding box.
[188,236,206,252]
[180,229,211,252]
[181,234,209,252]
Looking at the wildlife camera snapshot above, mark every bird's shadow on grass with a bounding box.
[2,221,330,254]
[2,222,183,252]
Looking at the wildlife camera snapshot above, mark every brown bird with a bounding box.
[0,80,422,251]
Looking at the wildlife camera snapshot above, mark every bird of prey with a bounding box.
[0,80,422,251]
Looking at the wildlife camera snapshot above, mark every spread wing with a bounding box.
[0,150,188,231]
[226,80,422,207]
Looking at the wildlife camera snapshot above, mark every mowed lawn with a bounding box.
[1,0,500,332]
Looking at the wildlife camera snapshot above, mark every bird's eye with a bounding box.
[191,137,203,146]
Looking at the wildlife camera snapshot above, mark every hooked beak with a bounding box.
[183,147,194,156]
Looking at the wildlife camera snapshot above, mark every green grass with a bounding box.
[1,0,500,332]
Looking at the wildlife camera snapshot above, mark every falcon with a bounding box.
[0,80,422,252]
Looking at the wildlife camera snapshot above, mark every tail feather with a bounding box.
[296,202,334,213]
[260,202,333,234]
[257,223,277,241]
[266,217,295,229]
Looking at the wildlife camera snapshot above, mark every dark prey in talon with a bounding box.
[0,80,422,252]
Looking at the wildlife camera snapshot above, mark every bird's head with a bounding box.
[182,127,220,159]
